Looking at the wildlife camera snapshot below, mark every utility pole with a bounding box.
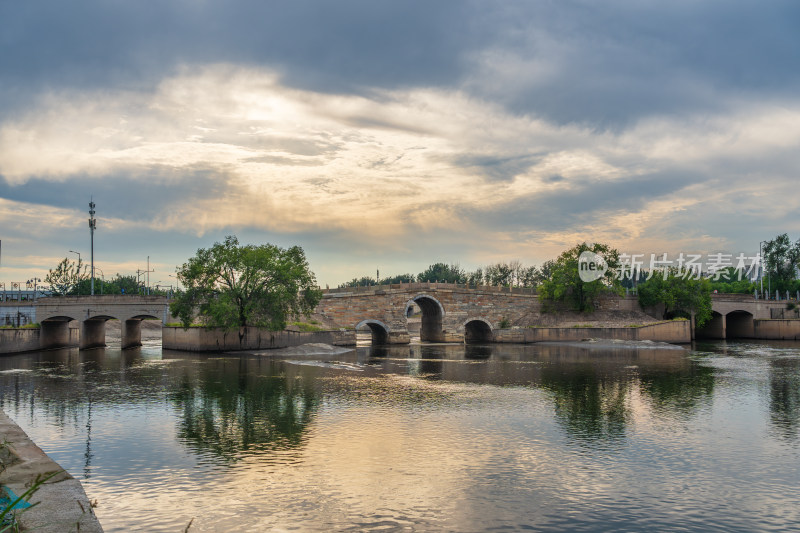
[138,257,155,295]
[89,199,96,295]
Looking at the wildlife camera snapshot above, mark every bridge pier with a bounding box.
[80,319,107,349]
[387,330,411,344]
[40,320,75,350]
[121,319,142,349]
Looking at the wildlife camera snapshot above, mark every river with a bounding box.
[1,338,799,532]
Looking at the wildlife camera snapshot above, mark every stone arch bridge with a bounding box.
[318,283,538,344]
[318,284,790,344]
[35,295,170,349]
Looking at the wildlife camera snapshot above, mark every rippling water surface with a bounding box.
[1,339,799,532]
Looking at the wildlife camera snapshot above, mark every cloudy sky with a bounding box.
[1,0,799,288]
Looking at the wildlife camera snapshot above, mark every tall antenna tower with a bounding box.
[89,198,96,295]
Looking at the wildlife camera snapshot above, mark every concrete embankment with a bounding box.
[0,410,103,532]
[754,319,800,340]
[0,326,80,355]
[494,320,692,344]
[163,326,356,351]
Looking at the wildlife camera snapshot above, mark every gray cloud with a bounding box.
[0,168,228,221]
[2,0,800,285]
[3,1,798,127]
[466,170,699,232]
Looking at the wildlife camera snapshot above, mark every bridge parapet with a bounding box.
[34,296,171,349]
[318,283,539,344]
[322,282,537,297]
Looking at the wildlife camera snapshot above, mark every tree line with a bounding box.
[340,233,800,329]
[43,257,170,296]
[339,260,555,288]
[38,232,800,331]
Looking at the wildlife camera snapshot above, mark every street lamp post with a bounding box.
[69,250,81,264]
[26,278,41,301]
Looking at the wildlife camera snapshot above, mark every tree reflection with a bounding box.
[637,363,715,415]
[169,357,319,460]
[769,357,800,441]
[540,365,631,442]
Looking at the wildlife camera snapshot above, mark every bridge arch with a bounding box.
[405,294,445,342]
[40,315,78,323]
[356,319,390,345]
[696,311,724,339]
[463,318,494,344]
[726,310,754,339]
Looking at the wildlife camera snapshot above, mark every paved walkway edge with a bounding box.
[0,409,103,532]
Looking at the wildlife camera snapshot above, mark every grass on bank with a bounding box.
[164,319,328,332]
[288,321,324,332]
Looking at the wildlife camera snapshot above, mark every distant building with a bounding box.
[0,289,50,303]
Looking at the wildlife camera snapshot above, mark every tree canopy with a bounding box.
[539,242,622,312]
[762,233,800,292]
[170,236,322,330]
[707,267,757,295]
[45,257,87,295]
[637,268,712,327]
[417,262,466,283]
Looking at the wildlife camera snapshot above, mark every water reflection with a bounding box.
[168,355,320,461]
[638,363,715,416]
[769,356,800,441]
[0,342,780,448]
[0,340,799,532]
[541,364,631,442]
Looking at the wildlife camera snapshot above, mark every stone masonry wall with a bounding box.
[317,283,539,343]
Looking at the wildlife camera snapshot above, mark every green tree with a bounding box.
[637,269,712,327]
[170,236,322,330]
[465,267,484,286]
[108,274,142,295]
[485,262,515,286]
[539,242,622,312]
[537,260,556,284]
[518,265,541,288]
[417,263,466,283]
[45,257,87,296]
[762,233,800,292]
[708,267,756,294]
[381,273,416,284]
[339,276,377,288]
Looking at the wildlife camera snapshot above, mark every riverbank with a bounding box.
[494,319,691,344]
[162,326,355,351]
[0,410,103,532]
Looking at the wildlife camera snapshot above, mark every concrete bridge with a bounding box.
[35,295,170,349]
[697,294,792,339]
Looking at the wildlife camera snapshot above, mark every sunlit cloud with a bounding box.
[2,59,800,283]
